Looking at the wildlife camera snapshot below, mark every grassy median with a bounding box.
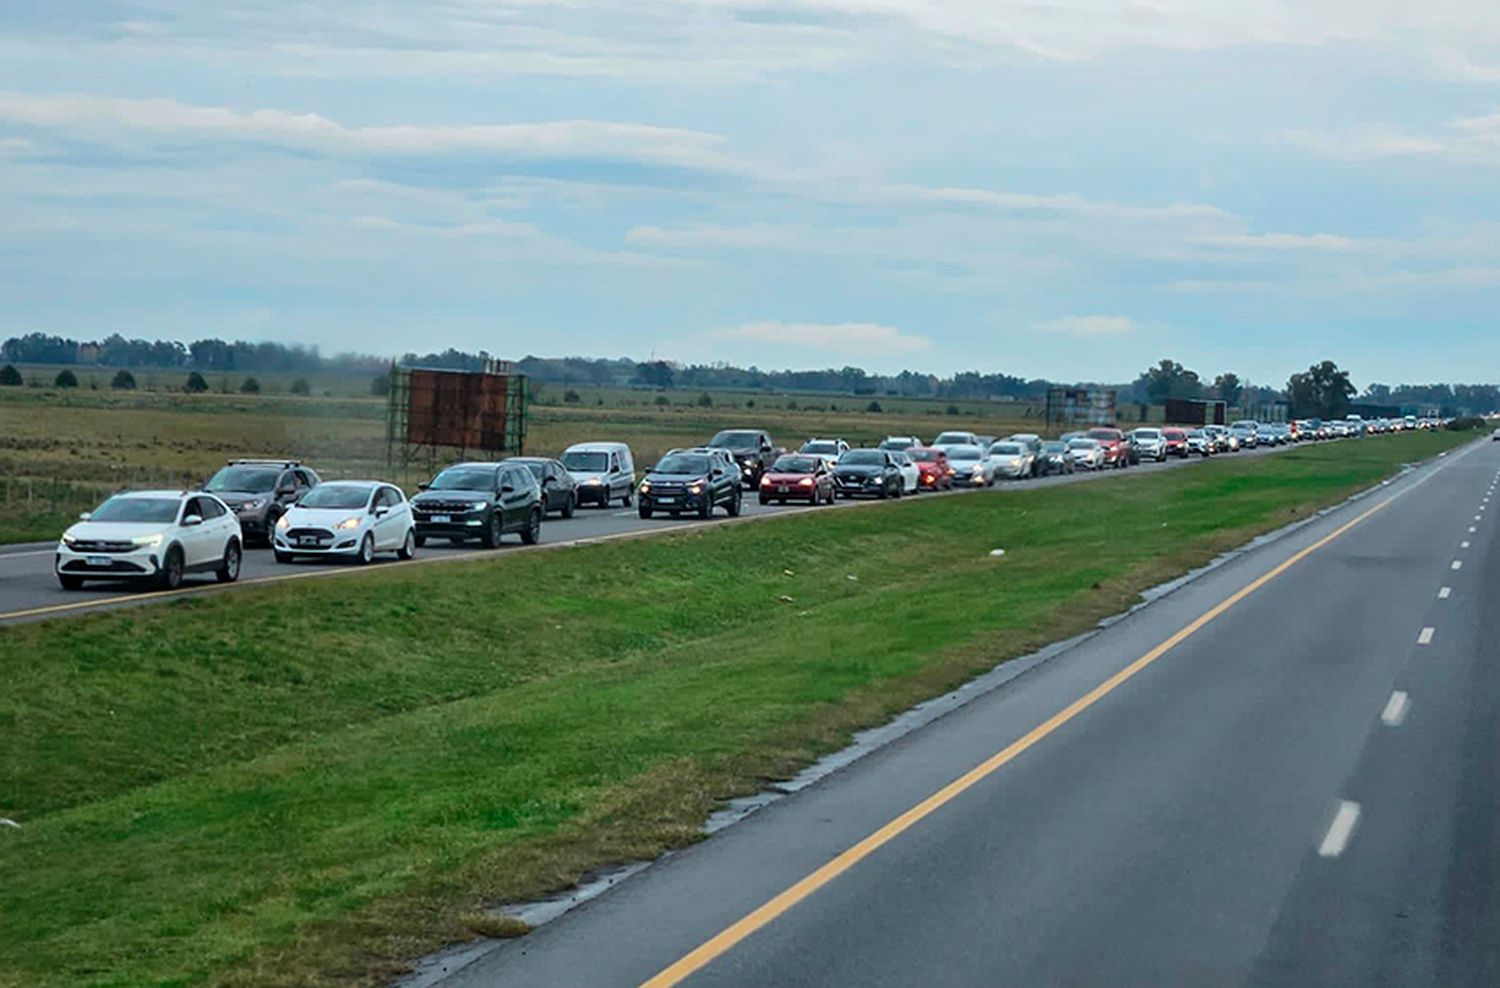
[0,430,1471,986]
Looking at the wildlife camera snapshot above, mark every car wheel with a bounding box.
[638,505,653,519]
[699,494,713,519]
[727,490,742,517]
[482,513,503,549]
[623,486,634,508]
[58,573,84,590]
[521,509,541,545]
[562,493,576,519]
[414,534,426,548]
[158,545,185,590]
[274,549,293,564]
[397,528,416,560]
[357,533,375,565]
[215,539,241,583]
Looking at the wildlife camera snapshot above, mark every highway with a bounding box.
[0,446,1276,624]
[421,438,1499,987]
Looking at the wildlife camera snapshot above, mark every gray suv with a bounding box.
[203,459,319,545]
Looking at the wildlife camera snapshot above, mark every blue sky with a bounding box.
[2,2,1499,387]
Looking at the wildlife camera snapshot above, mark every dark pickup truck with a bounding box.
[707,429,785,488]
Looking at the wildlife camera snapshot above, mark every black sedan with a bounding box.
[832,449,904,499]
[507,457,578,518]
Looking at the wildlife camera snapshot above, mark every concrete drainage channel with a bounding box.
[395,440,1471,988]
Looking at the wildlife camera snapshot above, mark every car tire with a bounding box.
[397,528,416,560]
[521,510,541,545]
[215,539,241,584]
[699,495,713,520]
[157,545,185,590]
[639,506,654,519]
[58,573,84,590]
[727,490,742,517]
[356,533,375,565]
[623,486,634,508]
[562,493,576,519]
[274,549,293,564]
[482,513,503,549]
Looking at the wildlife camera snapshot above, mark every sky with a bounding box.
[2,2,1499,388]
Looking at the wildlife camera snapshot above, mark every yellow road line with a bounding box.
[639,493,1397,988]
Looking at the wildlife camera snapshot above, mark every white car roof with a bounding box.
[315,480,382,490]
[111,489,192,499]
[565,441,630,452]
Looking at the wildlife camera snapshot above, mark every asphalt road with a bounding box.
[425,437,1499,988]
[0,444,1282,624]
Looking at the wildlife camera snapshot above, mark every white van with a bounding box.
[560,442,636,508]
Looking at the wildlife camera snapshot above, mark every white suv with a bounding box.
[57,490,242,590]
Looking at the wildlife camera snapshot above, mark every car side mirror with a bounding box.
[417,481,431,491]
[374,506,389,518]
[712,468,723,477]
[182,514,203,527]
[78,511,92,521]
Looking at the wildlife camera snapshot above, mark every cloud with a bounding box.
[0,92,737,170]
[1034,315,1139,337]
[1194,232,1383,252]
[714,321,931,355]
[1285,127,1451,160]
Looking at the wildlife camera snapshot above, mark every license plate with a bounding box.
[86,555,110,567]
[430,514,451,523]
[298,536,320,546]
[657,496,676,504]
[778,486,789,493]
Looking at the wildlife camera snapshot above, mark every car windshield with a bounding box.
[1069,439,1097,449]
[1042,442,1067,452]
[561,451,609,472]
[428,467,496,491]
[772,456,818,473]
[909,449,940,462]
[709,431,761,447]
[88,496,180,523]
[655,453,710,474]
[934,433,969,444]
[516,461,546,480]
[841,450,884,466]
[1135,429,1160,439]
[299,485,372,509]
[1087,430,1121,441]
[948,447,980,461]
[880,438,914,449]
[991,443,1023,455]
[204,466,280,493]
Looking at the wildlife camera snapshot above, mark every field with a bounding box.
[0,429,1469,988]
[0,375,1038,543]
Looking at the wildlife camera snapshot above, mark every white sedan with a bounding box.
[57,489,242,590]
[889,450,921,493]
[987,441,1034,480]
[1067,438,1106,470]
[274,480,416,564]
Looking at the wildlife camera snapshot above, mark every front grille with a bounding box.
[648,483,690,495]
[61,558,147,573]
[414,500,478,515]
[68,539,135,553]
[286,527,333,547]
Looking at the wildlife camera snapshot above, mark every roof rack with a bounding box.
[226,458,301,467]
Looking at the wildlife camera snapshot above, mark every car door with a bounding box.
[179,496,216,568]
[497,467,525,531]
[367,487,393,548]
[381,486,410,548]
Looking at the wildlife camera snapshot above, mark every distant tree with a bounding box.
[289,377,311,396]
[0,364,21,386]
[746,398,755,408]
[633,361,675,388]
[1140,358,1203,402]
[1362,382,1393,405]
[370,373,390,397]
[184,371,209,393]
[653,395,670,406]
[1212,372,1243,407]
[1286,361,1355,419]
[240,377,261,394]
[696,391,714,408]
[54,369,78,389]
[866,400,884,413]
[564,389,581,404]
[946,404,961,416]
[110,369,136,390]
[785,400,797,411]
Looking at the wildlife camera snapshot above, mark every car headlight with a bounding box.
[336,516,362,530]
[639,480,652,492]
[131,533,163,548]
[688,481,705,493]
[798,477,814,487]
[584,477,602,485]
[470,501,488,511]
[277,515,292,530]
[61,532,77,546]
[239,498,266,511]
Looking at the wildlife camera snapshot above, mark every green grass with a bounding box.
[0,431,1470,987]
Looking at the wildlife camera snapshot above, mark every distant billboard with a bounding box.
[1046,387,1116,427]
[1165,398,1227,426]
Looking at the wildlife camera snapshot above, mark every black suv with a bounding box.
[410,461,543,547]
[707,429,783,488]
[638,448,742,519]
[202,459,319,544]
[505,456,578,518]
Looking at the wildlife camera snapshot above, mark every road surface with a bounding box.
[428,438,1499,987]
[0,445,1276,624]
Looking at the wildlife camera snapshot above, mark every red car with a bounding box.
[1086,428,1132,469]
[1161,427,1189,458]
[907,447,955,490]
[758,453,835,505]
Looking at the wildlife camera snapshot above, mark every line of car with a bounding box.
[52,417,1440,592]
